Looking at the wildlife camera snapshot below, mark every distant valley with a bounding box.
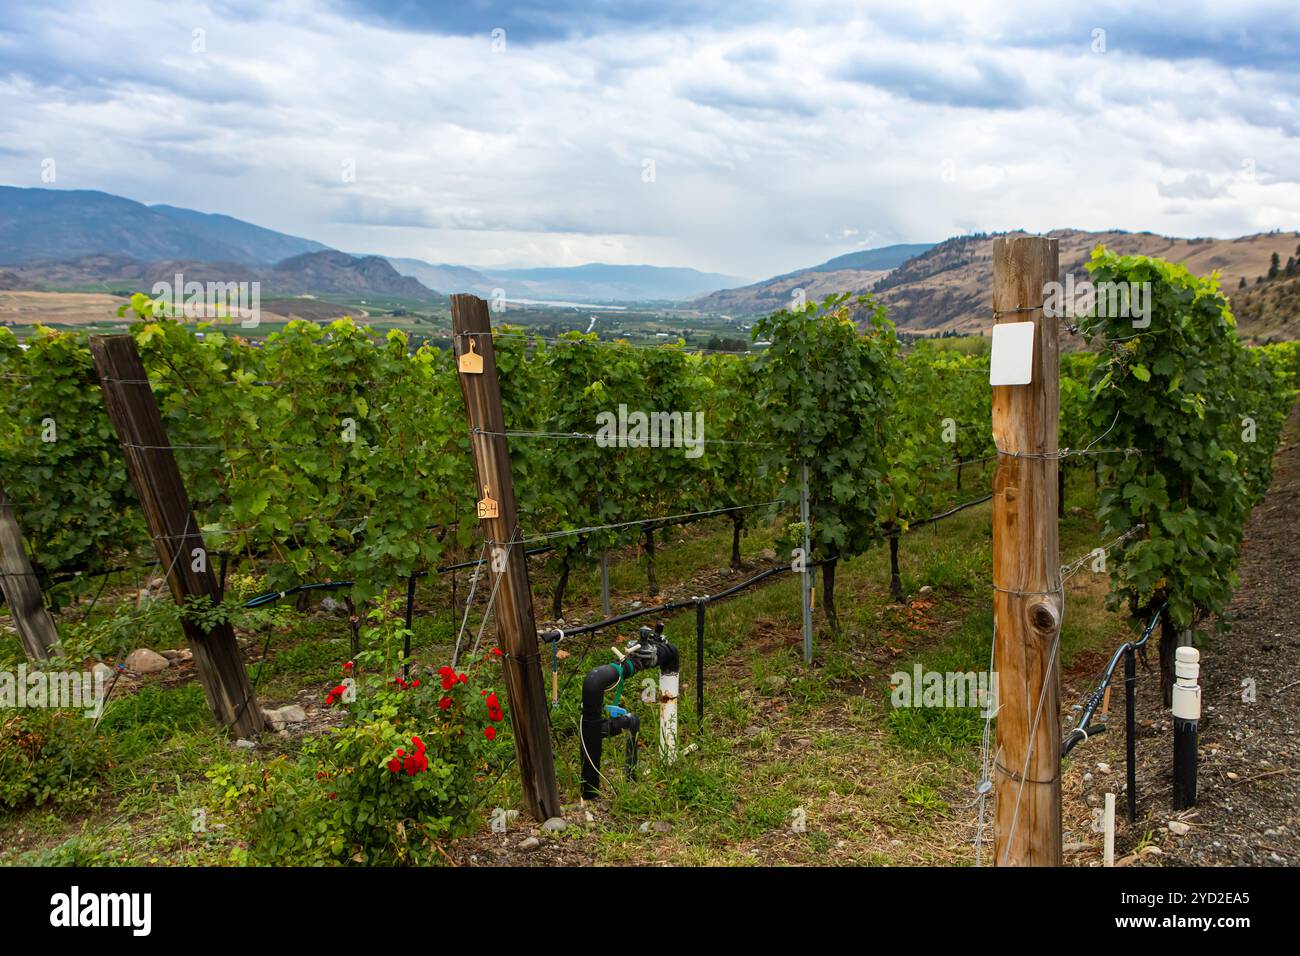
[2,186,1297,344]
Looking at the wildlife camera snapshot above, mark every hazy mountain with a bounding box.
[384,257,495,296]
[385,257,745,303]
[690,242,934,315]
[3,250,438,301]
[802,243,936,274]
[150,204,330,264]
[490,263,746,302]
[0,186,330,266]
[270,251,436,300]
[2,186,740,304]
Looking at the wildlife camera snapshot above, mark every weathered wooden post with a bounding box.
[450,294,561,822]
[991,235,1062,866]
[0,481,62,660]
[89,335,264,737]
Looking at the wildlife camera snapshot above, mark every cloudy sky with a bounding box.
[1,0,1297,278]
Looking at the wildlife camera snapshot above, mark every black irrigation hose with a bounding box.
[909,493,994,529]
[236,544,561,609]
[538,562,808,644]
[242,580,354,609]
[1061,602,1166,756]
[536,485,996,646]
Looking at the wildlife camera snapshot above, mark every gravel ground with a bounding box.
[1062,400,1300,867]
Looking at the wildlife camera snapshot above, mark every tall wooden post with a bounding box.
[450,294,561,822]
[90,335,264,738]
[0,482,62,661]
[991,236,1062,866]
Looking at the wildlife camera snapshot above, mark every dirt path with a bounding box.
[1062,399,1300,866]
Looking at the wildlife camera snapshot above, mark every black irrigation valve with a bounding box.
[632,620,680,675]
[579,622,681,798]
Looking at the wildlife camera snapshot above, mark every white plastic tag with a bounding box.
[990,321,1035,386]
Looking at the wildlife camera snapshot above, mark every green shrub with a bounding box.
[219,616,511,865]
[0,709,112,810]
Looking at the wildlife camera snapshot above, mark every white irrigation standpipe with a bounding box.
[1103,792,1116,867]
[1172,646,1201,810]
[659,670,679,762]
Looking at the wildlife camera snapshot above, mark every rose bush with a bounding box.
[238,639,509,865]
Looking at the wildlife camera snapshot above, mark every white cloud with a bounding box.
[0,0,1296,277]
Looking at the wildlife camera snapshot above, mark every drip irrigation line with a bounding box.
[241,580,355,609]
[454,330,761,355]
[909,493,993,529]
[491,500,783,546]
[538,562,811,644]
[469,427,777,448]
[428,544,555,574]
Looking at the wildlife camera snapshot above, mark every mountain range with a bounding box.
[866,229,1300,341]
[0,187,329,265]
[689,242,932,315]
[2,186,1296,341]
[381,257,742,303]
[0,186,747,304]
[0,251,436,302]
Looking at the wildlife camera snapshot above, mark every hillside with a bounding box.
[0,186,328,266]
[384,258,493,296]
[0,250,438,302]
[1232,269,1300,343]
[690,242,932,315]
[869,229,1300,341]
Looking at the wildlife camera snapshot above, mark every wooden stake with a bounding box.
[450,295,561,822]
[991,235,1062,867]
[89,335,264,738]
[0,481,61,661]
[1103,792,1116,867]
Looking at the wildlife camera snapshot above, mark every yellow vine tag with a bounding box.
[477,484,499,520]
[458,338,484,374]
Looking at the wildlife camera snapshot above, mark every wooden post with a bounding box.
[450,294,561,822]
[0,482,62,660]
[991,235,1062,867]
[89,335,264,737]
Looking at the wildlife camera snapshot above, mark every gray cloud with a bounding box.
[0,0,1295,278]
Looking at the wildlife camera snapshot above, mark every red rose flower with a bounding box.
[491,648,503,657]
[439,697,452,710]
[342,661,354,673]
[387,758,401,773]
[484,726,497,741]
[412,735,426,754]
